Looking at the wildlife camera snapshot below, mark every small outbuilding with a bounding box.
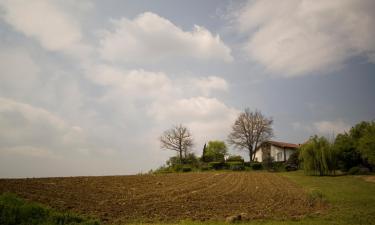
[255,141,299,162]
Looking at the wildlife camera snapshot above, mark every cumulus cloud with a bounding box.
[314,120,351,135]
[0,48,40,94]
[86,64,238,154]
[0,97,86,157]
[190,76,228,96]
[235,0,375,77]
[0,0,92,58]
[99,12,233,63]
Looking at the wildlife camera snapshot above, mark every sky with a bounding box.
[0,0,374,178]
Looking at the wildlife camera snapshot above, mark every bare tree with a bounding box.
[227,108,273,162]
[160,124,193,162]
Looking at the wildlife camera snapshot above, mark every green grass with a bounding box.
[0,193,99,225]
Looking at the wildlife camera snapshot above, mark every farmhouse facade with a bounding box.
[255,141,299,162]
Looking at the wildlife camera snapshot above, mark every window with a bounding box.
[277,152,282,161]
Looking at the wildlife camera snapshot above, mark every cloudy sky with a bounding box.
[1,0,374,178]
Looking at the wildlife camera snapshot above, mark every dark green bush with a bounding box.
[200,164,210,171]
[208,162,229,170]
[226,155,244,162]
[228,162,245,171]
[251,163,263,170]
[286,151,299,171]
[347,166,370,175]
[182,166,192,172]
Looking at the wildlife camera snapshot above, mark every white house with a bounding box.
[254,141,299,162]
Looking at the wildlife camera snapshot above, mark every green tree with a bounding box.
[204,141,228,162]
[333,121,375,170]
[358,122,375,166]
[333,133,361,171]
[299,135,337,176]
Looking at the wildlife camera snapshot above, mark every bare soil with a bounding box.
[0,172,324,224]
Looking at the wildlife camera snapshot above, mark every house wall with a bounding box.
[255,145,295,162]
[255,149,263,162]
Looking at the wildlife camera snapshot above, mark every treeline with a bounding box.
[156,108,275,173]
[299,121,375,176]
[152,140,292,173]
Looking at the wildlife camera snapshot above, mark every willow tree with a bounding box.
[299,135,337,176]
[227,108,273,162]
[160,124,193,162]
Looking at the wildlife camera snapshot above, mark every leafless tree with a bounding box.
[160,124,193,162]
[227,108,273,162]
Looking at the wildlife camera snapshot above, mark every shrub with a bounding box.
[285,164,298,171]
[251,163,263,170]
[208,162,228,170]
[244,162,251,167]
[262,155,274,171]
[226,155,244,162]
[347,166,370,175]
[227,162,245,171]
[0,193,99,225]
[182,166,192,172]
[285,151,299,171]
[200,165,210,171]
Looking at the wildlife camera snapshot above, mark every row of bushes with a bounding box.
[152,160,296,173]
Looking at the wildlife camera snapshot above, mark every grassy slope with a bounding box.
[0,193,99,225]
[155,171,375,225]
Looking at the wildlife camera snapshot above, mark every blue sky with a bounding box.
[0,0,374,177]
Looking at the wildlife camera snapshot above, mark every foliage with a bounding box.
[182,153,200,166]
[203,141,228,162]
[347,166,370,175]
[227,162,245,171]
[182,166,192,172]
[227,108,273,162]
[333,121,375,171]
[208,162,228,170]
[251,162,263,170]
[160,124,193,161]
[262,155,275,171]
[333,133,362,171]
[285,150,299,171]
[299,135,337,176]
[358,122,375,166]
[226,155,244,162]
[201,143,208,162]
[0,193,99,225]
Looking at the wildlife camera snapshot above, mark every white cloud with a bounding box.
[149,97,239,150]
[0,97,86,156]
[88,65,176,101]
[0,48,40,93]
[86,64,238,155]
[0,0,92,59]
[99,12,233,63]
[314,120,351,135]
[235,0,375,77]
[190,76,228,96]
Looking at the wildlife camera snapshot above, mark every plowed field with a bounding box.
[0,172,324,223]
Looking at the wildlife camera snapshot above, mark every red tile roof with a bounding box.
[266,140,299,149]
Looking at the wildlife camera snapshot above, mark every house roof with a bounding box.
[265,140,299,149]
